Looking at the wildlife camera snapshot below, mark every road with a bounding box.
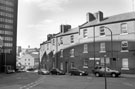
[27,75,135,89]
[0,72,135,89]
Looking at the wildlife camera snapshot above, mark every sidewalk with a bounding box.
[121,74,135,78]
[89,73,135,78]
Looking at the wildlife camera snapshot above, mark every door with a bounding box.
[65,62,68,73]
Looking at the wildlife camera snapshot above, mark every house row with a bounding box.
[40,11,135,74]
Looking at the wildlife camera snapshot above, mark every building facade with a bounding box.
[0,0,18,72]
[40,11,135,74]
[19,54,39,70]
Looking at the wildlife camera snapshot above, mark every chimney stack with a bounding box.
[94,11,103,22]
[47,34,53,41]
[60,24,71,33]
[86,12,96,22]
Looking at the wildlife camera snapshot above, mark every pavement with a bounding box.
[121,74,135,78]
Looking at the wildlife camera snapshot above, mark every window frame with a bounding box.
[70,34,74,43]
[83,44,88,53]
[100,42,106,52]
[60,49,63,58]
[60,36,63,44]
[121,23,128,34]
[121,41,128,52]
[100,27,105,36]
[121,58,129,70]
[70,49,74,57]
[70,62,75,69]
[83,29,87,38]
[83,59,88,68]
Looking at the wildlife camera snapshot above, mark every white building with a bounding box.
[20,54,39,70]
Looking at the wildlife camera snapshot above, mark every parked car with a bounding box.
[5,65,15,74]
[69,68,88,76]
[50,68,65,75]
[92,66,121,77]
[38,69,50,75]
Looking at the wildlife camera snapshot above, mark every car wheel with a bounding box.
[80,73,82,76]
[111,73,116,77]
[95,73,100,77]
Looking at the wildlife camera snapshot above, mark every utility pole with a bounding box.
[55,37,58,68]
[104,55,107,89]
[93,26,96,68]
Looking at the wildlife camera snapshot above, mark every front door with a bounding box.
[65,62,68,73]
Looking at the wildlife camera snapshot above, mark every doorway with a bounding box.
[65,62,68,73]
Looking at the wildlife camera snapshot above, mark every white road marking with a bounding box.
[19,76,46,89]
[123,82,134,87]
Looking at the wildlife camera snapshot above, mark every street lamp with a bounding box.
[104,55,107,89]
[102,26,113,59]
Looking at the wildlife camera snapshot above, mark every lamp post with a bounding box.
[102,26,113,60]
[104,55,107,89]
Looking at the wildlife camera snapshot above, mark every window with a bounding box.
[4,37,13,41]
[60,63,63,70]
[53,38,55,45]
[83,59,88,68]
[0,6,14,12]
[121,23,127,34]
[70,49,74,57]
[0,12,14,18]
[0,0,14,6]
[70,35,74,43]
[4,43,13,47]
[3,48,12,53]
[0,18,13,23]
[83,29,87,38]
[60,37,63,44]
[122,58,129,70]
[83,44,88,53]
[4,31,13,35]
[100,43,106,52]
[100,57,110,65]
[121,41,128,52]
[60,49,63,58]
[71,62,75,69]
[47,43,49,50]
[100,27,105,36]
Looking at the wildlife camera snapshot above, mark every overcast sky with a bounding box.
[17,0,133,48]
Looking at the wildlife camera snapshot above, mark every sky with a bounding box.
[17,0,133,48]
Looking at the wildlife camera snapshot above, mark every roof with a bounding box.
[80,12,135,28]
[56,27,79,37]
[30,54,39,59]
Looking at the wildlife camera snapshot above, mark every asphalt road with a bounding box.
[0,72,135,89]
[0,72,41,89]
[30,75,135,89]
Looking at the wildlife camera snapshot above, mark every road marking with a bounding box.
[123,82,134,87]
[20,76,45,89]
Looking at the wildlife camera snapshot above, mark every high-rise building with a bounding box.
[0,0,18,73]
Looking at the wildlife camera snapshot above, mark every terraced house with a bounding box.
[40,11,135,74]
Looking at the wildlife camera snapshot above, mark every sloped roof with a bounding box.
[80,12,135,28]
[56,27,79,37]
[30,54,39,59]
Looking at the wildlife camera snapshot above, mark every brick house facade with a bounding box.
[40,11,135,74]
